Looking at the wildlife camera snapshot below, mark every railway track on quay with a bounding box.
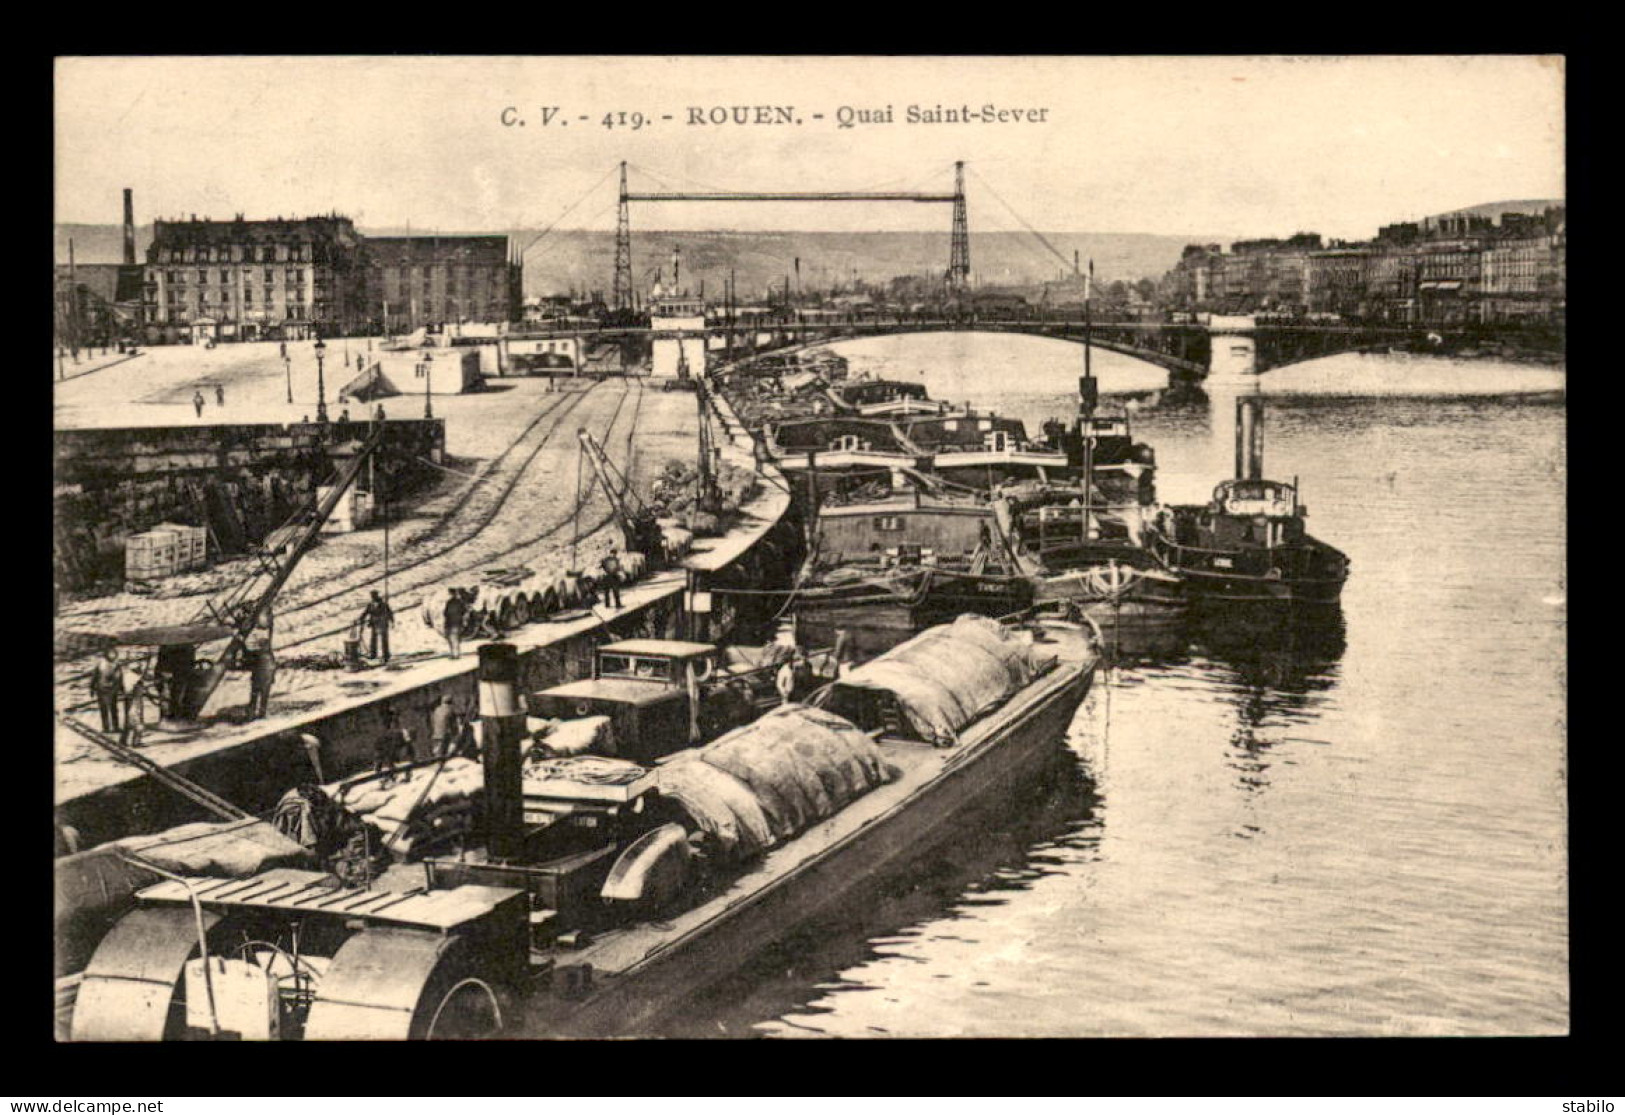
[54,376,648,711]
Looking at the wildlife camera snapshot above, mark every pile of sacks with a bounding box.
[525,714,615,758]
[646,459,763,535]
[654,704,898,863]
[323,759,485,861]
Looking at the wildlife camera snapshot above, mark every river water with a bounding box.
[682,332,1567,1038]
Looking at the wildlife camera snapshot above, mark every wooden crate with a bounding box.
[154,522,208,570]
[126,531,178,580]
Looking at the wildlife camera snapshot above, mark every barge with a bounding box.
[66,614,1099,1040]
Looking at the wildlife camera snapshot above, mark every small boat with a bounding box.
[826,376,936,416]
[1144,395,1349,609]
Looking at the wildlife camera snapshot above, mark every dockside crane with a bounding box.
[576,429,666,569]
[692,366,725,520]
[178,424,390,720]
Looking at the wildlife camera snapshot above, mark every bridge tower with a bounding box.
[947,160,971,290]
[612,161,634,314]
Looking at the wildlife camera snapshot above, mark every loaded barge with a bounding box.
[66,614,1099,1040]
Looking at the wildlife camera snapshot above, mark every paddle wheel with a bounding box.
[68,865,525,1041]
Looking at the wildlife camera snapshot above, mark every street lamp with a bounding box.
[314,337,329,423]
[422,349,434,419]
[284,355,293,404]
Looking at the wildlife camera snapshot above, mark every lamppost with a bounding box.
[422,349,434,419]
[284,355,293,404]
[314,337,329,423]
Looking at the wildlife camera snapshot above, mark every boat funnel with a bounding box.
[1235,393,1265,481]
[478,642,525,861]
[1078,373,1098,420]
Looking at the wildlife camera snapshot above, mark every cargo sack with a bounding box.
[655,755,777,859]
[817,615,1041,742]
[110,817,314,878]
[661,705,895,854]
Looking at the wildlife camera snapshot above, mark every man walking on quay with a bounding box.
[361,590,394,662]
[91,647,124,734]
[215,384,225,407]
[193,390,205,419]
[600,548,625,609]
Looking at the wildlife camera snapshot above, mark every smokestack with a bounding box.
[1077,373,1098,420]
[477,642,526,862]
[1235,394,1265,481]
[122,189,136,266]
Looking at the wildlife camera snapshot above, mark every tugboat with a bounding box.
[1145,393,1349,608]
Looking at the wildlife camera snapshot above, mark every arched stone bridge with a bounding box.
[513,315,1564,378]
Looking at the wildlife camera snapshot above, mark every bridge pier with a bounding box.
[1206,314,1260,384]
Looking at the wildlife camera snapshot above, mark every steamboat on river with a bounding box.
[1144,394,1350,609]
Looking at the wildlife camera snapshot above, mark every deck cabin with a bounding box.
[527,640,722,763]
[813,493,997,567]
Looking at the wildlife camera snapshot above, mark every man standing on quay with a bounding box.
[91,647,124,734]
[361,590,394,663]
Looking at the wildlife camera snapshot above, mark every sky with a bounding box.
[55,56,1564,242]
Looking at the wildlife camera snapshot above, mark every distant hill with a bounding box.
[1427,199,1564,224]
[55,223,1211,296]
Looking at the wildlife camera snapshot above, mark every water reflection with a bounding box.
[1188,608,1346,823]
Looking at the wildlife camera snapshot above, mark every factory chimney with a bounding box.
[122,189,136,266]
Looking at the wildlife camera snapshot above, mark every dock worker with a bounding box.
[122,669,150,748]
[775,655,797,706]
[360,590,394,663]
[442,588,468,659]
[193,390,206,419]
[600,548,625,609]
[215,384,225,407]
[453,699,479,758]
[248,646,277,720]
[90,647,124,734]
[430,694,458,757]
[372,708,414,787]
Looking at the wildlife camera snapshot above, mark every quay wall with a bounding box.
[55,384,800,850]
[53,419,446,590]
[56,584,691,849]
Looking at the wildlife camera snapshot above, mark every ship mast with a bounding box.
[1080,259,1096,539]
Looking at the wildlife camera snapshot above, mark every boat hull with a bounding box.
[526,656,1094,1037]
[793,571,1033,660]
[1145,526,1348,609]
